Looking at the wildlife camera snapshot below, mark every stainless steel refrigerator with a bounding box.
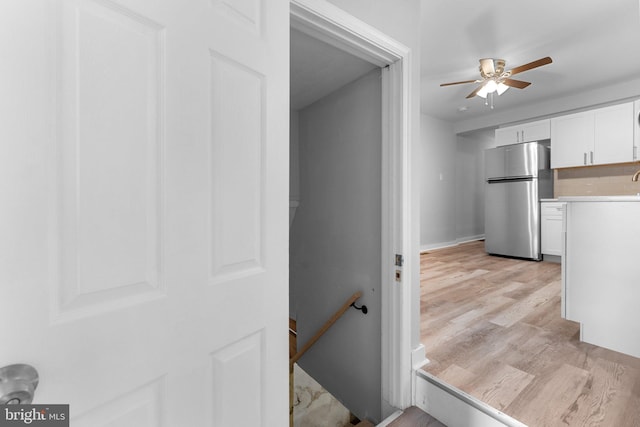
[484,142,553,260]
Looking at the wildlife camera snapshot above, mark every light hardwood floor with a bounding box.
[420,240,640,427]
[387,406,445,427]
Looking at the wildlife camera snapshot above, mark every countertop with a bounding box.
[558,195,640,202]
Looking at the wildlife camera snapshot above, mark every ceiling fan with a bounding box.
[440,56,552,107]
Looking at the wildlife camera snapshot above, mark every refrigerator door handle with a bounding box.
[487,176,535,184]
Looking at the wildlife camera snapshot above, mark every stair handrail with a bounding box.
[290,291,364,427]
[290,290,363,367]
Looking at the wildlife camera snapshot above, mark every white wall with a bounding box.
[326,0,423,357]
[290,110,300,202]
[290,69,382,423]
[454,78,640,134]
[420,115,457,249]
[419,114,496,250]
[455,129,496,242]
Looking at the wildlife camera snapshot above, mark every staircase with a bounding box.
[290,317,375,427]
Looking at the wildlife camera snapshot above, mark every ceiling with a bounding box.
[422,0,640,123]
[291,1,640,126]
[290,28,377,111]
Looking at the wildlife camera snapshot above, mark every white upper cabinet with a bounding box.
[550,111,594,168]
[594,102,634,165]
[495,119,550,146]
[551,102,635,168]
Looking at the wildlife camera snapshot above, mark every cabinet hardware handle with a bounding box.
[634,146,637,161]
[584,152,587,165]
[590,151,594,164]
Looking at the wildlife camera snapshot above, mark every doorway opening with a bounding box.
[288,0,414,423]
[418,127,640,425]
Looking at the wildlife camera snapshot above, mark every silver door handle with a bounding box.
[0,364,39,404]
[590,151,594,164]
[584,152,587,165]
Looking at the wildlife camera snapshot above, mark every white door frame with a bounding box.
[290,0,414,411]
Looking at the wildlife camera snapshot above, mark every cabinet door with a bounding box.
[594,102,634,165]
[495,126,519,146]
[521,119,550,143]
[496,119,551,147]
[541,203,564,256]
[551,111,594,168]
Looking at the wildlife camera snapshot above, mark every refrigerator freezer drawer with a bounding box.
[485,179,541,260]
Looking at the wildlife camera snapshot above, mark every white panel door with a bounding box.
[0,0,288,425]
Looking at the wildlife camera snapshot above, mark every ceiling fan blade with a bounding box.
[440,79,478,87]
[480,58,495,76]
[502,78,531,89]
[466,85,483,99]
[509,56,552,76]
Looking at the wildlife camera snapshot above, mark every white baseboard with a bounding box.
[375,410,403,426]
[411,344,427,370]
[420,235,485,253]
[456,234,485,244]
[415,370,525,427]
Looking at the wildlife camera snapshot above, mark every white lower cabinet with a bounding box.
[562,199,640,359]
[541,202,564,256]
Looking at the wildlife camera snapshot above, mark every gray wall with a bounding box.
[420,115,456,247]
[327,0,423,362]
[290,69,382,422]
[290,110,300,203]
[419,114,496,250]
[455,129,496,242]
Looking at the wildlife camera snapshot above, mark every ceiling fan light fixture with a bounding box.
[476,84,489,98]
[484,80,498,94]
[496,82,509,95]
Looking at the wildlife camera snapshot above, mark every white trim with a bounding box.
[375,410,403,427]
[420,235,485,253]
[411,344,427,370]
[290,0,412,413]
[416,370,526,427]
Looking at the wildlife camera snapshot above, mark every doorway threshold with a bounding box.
[416,369,526,427]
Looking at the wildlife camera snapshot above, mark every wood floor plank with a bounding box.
[437,364,478,390]
[420,240,640,426]
[506,363,590,426]
[488,280,559,327]
[387,406,445,427]
[560,358,639,427]
[467,361,535,411]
